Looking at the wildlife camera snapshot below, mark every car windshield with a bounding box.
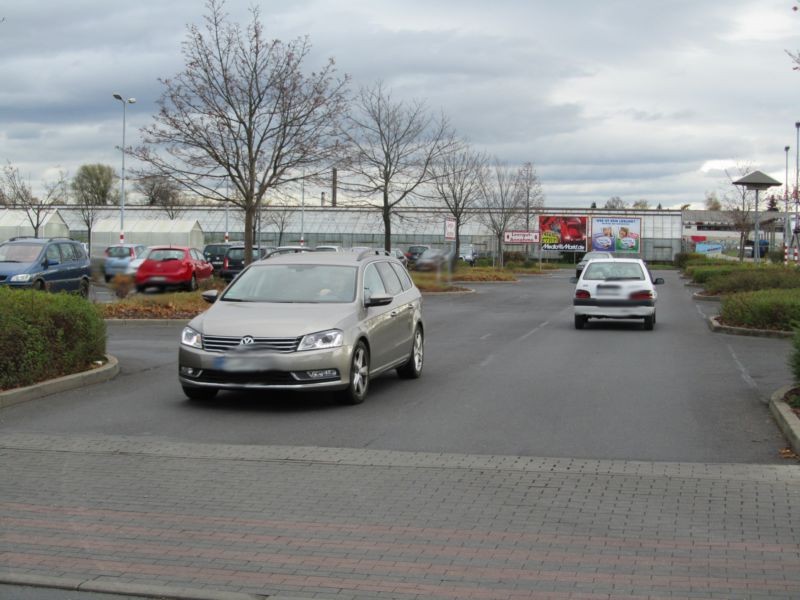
[148,249,184,261]
[107,247,132,258]
[0,243,41,262]
[582,252,609,262]
[408,246,427,253]
[226,248,260,260]
[583,262,645,281]
[222,264,357,303]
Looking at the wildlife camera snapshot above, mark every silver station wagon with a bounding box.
[179,249,424,404]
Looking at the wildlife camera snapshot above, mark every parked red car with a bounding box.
[135,246,213,293]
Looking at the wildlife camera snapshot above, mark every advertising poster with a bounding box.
[590,216,641,253]
[539,216,587,251]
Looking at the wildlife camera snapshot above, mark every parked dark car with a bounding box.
[405,244,430,268]
[203,242,239,275]
[414,248,455,272]
[220,246,269,281]
[135,246,213,292]
[0,237,91,297]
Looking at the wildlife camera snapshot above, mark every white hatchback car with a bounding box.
[571,258,664,330]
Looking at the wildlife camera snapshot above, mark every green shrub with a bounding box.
[790,326,800,384]
[720,289,800,331]
[704,268,800,295]
[674,252,705,269]
[685,263,755,284]
[0,288,106,391]
[768,250,785,264]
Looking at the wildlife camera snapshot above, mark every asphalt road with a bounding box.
[1,270,793,463]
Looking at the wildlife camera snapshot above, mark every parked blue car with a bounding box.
[0,237,91,297]
[103,243,148,282]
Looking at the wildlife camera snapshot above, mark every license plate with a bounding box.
[150,276,166,282]
[597,285,620,296]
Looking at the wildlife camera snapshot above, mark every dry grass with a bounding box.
[101,291,210,320]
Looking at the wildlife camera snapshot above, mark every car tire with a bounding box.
[34,280,45,291]
[136,285,145,294]
[105,274,112,283]
[182,385,218,401]
[574,315,586,329]
[187,274,197,292]
[340,341,369,405]
[78,278,90,299]
[397,327,424,379]
[643,315,654,331]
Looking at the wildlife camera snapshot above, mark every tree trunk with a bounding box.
[497,233,504,268]
[244,207,254,265]
[382,198,392,252]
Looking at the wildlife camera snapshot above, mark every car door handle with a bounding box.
[390,310,400,317]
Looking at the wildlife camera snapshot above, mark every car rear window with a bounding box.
[223,264,357,303]
[148,249,185,261]
[0,243,41,262]
[583,262,645,281]
[107,246,133,258]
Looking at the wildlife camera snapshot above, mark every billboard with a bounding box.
[539,216,587,251]
[503,230,540,244]
[591,216,642,253]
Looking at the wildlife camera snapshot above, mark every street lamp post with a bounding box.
[786,145,791,264]
[733,170,782,264]
[112,93,135,243]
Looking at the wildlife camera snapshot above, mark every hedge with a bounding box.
[791,328,800,384]
[685,263,757,284]
[0,288,106,391]
[720,289,800,331]
[704,268,800,295]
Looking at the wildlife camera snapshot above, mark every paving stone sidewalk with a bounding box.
[1,432,799,600]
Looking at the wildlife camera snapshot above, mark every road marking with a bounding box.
[518,321,550,342]
[480,333,491,340]
[479,354,495,368]
[727,344,759,393]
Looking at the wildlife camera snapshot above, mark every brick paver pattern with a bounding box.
[1,433,799,599]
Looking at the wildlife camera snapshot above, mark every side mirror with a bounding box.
[654,277,665,285]
[569,276,578,284]
[44,258,59,268]
[201,289,219,304]
[366,293,393,307]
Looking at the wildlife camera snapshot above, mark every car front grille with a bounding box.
[195,369,297,385]
[202,335,302,353]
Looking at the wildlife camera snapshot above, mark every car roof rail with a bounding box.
[356,249,391,260]
[8,235,37,241]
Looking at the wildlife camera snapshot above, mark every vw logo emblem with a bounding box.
[240,336,255,345]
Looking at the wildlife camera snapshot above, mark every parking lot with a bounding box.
[2,270,799,600]
[4,269,793,462]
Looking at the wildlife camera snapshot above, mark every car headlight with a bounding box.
[181,326,203,349]
[298,329,343,351]
[9,273,32,282]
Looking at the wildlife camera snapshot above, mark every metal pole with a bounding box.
[224,179,229,243]
[754,188,760,264]
[786,146,791,262]
[120,101,126,243]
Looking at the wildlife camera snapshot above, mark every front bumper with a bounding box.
[179,344,352,392]
[574,299,655,319]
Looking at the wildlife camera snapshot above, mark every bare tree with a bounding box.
[631,199,650,210]
[341,81,452,251]
[477,160,524,268]
[131,0,348,264]
[517,161,545,256]
[430,141,487,264]
[263,201,296,246]
[704,191,722,211]
[605,196,627,210]
[134,174,186,219]
[723,161,755,262]
[72,164,118,255]
[0,163,65,237]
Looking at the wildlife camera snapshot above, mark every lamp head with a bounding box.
[128,98,136,104]
[786,146,791,152]
[113,93,123,101]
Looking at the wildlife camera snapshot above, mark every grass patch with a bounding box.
[685,263,756,284]
[450,266,518,282]
[720,289,800,331]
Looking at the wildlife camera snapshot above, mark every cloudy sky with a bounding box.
[1,0,798,208]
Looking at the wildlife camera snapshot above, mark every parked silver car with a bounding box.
[179,249,425,404]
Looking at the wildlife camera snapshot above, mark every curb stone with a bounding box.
[692,291,721,302]
[707,316,794,339]
[770,385,800,456]
[0,573,269,600]
[0,354,119,409]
